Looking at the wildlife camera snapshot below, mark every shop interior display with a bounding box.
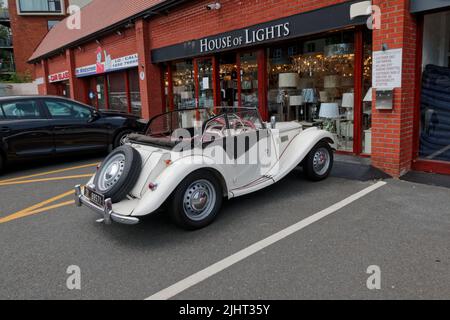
[267,33,356,151]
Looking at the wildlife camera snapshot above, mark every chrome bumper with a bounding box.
[74,185,139,225]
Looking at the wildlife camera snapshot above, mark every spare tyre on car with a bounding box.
[94,145,142,203]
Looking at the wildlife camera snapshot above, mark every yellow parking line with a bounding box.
[0,163,99,184]
[0,201,75,224]
[0,174,93,187]
[0,190,74,224]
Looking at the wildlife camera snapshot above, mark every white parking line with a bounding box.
[145,181,387,300]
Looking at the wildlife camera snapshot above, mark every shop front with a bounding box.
[48,70,70,98]
[153,2,372,154]
[75,50,142,116]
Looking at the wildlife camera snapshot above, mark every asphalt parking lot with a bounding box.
[0,155,449,300]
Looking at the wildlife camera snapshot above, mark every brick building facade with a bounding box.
[28,0,450,177]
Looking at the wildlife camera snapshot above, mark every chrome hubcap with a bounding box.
[313,148,330,176]
[98,153,125,192]
[183,180,216,221]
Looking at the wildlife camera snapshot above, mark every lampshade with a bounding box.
[319,103,340,119]
[289,95,304,106]
[363,87,373,102]
[324,75,340,88]
[181,91,193,100]
[302,88,317,103]
[342,93,354,108]
[279,73,299,88]
[319,91,329,102]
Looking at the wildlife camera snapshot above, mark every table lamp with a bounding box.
[278,73,299,120]
[289,95,305,121]
[319,102,340,133]
[341,93,354,121]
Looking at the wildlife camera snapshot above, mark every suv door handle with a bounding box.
[0,127,11,133]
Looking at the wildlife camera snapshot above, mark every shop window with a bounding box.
[362,30,373,155]
[172,60,195,109]
[108,72,128,113]
[128,69,141,116]
[240,52,259,109]
[419,11,450,162]
[267,30,356,152]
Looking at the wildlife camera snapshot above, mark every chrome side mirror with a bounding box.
[270,116,277,129]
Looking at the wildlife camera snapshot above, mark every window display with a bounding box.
[267,31,356,152]
[172,60,195,109]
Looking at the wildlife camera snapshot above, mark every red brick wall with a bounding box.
[7,0,69,78]
[47,53,67,75]
[149,0,349,49]
[371,0,419,177]
[73,27,137,69]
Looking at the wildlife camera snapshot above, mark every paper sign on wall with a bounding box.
[373,48,403,88]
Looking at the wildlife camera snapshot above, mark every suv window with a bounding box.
[45,100,92,119]
[1,101,43,119]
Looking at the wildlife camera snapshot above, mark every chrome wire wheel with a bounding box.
[183,179,217,221]
[97,153,126,192]
[312,147,331,176]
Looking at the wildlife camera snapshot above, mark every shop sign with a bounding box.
[151,0,368,63]
[48,71,70,83]
[373,48,403,88]
[75,48,138,77]
[199,23,290,54]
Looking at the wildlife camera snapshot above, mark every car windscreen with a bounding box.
[146,108,215,138]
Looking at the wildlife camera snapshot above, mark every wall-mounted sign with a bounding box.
[373,49,403,89]
[151,0,367,63]
[75,48,138,77]
[48,71,70,83]
[200,23,290,54]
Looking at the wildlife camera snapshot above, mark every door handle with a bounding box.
[0,127,11,133]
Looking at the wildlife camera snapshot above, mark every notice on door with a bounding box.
[373,48,403,88]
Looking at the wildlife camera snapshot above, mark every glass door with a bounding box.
[194,57,216,109]
[219,53,239,108]
[239,52,259,109]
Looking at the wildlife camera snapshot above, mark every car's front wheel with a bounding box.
[303,141,334,181]
[169,171,223,230]
[113,130,133,149]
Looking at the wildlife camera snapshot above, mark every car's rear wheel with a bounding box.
[303,141,334,181]
[94,145,141,203]
[169,171,223,230]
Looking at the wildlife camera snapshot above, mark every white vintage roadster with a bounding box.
[75,108,336,229]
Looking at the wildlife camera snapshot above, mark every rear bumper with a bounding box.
[74,185,139,225]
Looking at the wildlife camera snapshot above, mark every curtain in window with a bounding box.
[20,0,48,11]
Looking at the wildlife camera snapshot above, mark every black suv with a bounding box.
[0,96,147,171]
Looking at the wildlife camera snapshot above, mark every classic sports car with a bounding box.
[75,107,336,230]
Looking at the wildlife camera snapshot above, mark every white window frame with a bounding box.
[16,0,65,16]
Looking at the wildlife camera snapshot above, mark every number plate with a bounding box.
[84,187,105,208]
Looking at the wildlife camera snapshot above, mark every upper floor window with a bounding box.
[18,0,64,15]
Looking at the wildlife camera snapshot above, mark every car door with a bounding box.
[42,98,109,153]
[0,99,54,158]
